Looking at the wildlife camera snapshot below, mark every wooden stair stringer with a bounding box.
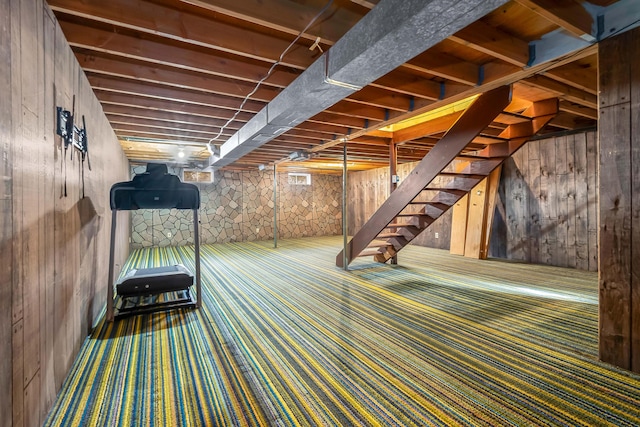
[336,95,559,267]
[336,86,512,268]
[368,100,558,264]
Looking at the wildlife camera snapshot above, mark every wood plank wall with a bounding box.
[347,130,598,270]
[1,0,14,424]
[2,1,131,425]
[491,130,598,271]
[347,162,452,250]
[597,26,640,373]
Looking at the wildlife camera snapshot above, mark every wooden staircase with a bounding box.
[336,85,558,268]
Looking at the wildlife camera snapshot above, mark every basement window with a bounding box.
[288,172,311,186]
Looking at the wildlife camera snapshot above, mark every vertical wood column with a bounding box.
[598,26,640,373]
[0,0,13,424]
[450,166,501,259]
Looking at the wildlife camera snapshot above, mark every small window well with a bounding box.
[288,172,311,186]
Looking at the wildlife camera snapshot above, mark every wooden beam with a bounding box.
[59,20,296,88]
[545,58,598,95]
[49,0,317,69]
[113,126,217,141]
[87,74,266,112]
[181,0,487,94]
[103,105,248,129]
[392,111,462,144]
[405,50,480,86]
[309,112,367,130]
[523,75,598,108]
[178,0,361,45]
[58,2,476,113]
[107,115,235,135]
[90,75,387,134]
[76,53,279,102]
[559,100,597,120]
[310,44,598,155]
[98,89,366,131]
[373,71,443,101]
[548,111,595,130]
[98,91,258,121]
[347,86,414,112]
[449,20,530,67]
[77,45,412,116]
[323,102,387,122]
[514,0,594,40]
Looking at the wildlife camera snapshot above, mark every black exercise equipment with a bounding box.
[107,163,201,321]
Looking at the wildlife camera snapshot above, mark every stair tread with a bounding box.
[368,240,393,248]
[455,154,507,161]
[423,187,468,196]
[377,232,402,238]
[397,213,435,217]
[475,133,510,141]
[358,247,385,257]
[408,201,452,208]
[499,110,533,120]
[439,172,487,179]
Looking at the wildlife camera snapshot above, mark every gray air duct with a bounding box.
[212,0,509,168]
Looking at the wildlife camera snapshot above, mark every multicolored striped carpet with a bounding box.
[45,236,640,426]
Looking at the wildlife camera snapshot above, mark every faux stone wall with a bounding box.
[130,168,342,248]
[278,173,342,239]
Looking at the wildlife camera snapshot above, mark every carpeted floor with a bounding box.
[44,236,640,426]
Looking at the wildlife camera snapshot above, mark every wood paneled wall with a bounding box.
[597,26,640,373]
[491,130,599,271]
[1,0,14,424]
[347,162,452,251]
[2,1,131,425]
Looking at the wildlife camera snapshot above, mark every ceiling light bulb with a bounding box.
[178,151,185,158]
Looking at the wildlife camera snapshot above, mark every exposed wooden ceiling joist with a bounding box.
[45,0,615,170]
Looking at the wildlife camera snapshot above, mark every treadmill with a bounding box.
[106,163,201,321]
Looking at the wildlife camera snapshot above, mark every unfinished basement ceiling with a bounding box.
[47,0,625,173]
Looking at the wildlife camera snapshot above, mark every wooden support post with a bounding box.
[450,159,471,256]
[0,0,12,419]
[597,26,640,373]
[452,166,501,259]
[450,194,469,255]
[464,178,489,258]
[482,166,502,259]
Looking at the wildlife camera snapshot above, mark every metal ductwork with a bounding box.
[212,0,510,168]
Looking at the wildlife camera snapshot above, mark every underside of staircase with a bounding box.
[336,85,558,268]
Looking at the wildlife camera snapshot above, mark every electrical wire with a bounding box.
[207,0,334,154]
